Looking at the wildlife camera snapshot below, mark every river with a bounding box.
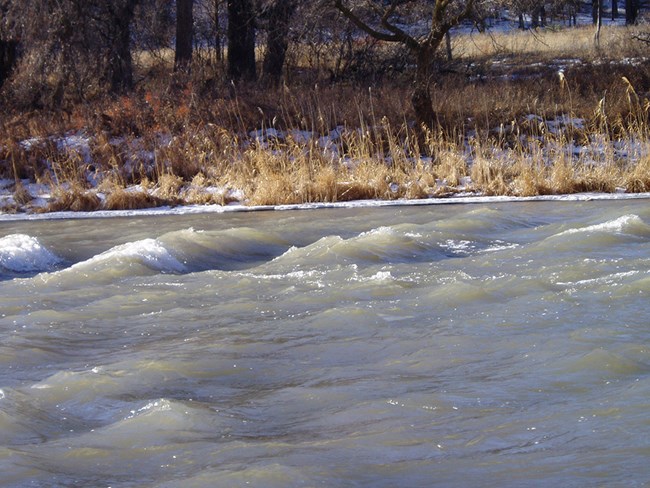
[1,199,649,487]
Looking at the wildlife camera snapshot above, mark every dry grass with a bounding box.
[454,25,637,60]
[47,184,102,212]
[103,188,171,210]
[623,156,650,192]
[12,180,33,205]
[1,24,650,212]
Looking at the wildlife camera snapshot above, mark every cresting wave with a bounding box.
[0,234,61,274]
[67,238,187,275]
[557,214,650,237]
[0,228,294,280]
[3,212,648,281]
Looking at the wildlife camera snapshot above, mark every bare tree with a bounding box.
[625,0,640,24]
[175,0,194,72]
[133,0,174,53]
[592,0,603,25]
[227,0,256,81]
[214,0,224,61]
[0,40,16,89]
[0,0,17,90]
[191,0,225,64]
[333,0,476,129]
[105,0,140,92]
[2,0,140,106]
[260,0,297,86]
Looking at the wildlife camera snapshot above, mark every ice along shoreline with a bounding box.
[1,191,650,222]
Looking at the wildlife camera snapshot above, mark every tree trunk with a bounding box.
[625,0,639,24]
[594,0,603,48]
[445,31,452,61]
[612,0,618,20]
[215,0,223,62]
[0,39,17,89]
[174,0,194,72]
[261,0,295,86]
[411,46,436,130]
[531,6,544,28]
[227,0,256,81]
[592,0,603,25]
[108,0,138,93]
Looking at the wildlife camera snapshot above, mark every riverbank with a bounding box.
[2,190,650,222]
[2,26,649,216]
[1,110,649,217]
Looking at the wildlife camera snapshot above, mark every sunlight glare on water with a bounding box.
[0,199,649,487]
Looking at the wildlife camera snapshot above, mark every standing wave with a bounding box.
[66,238,187,275]
[558,214,650,237]
[0,234,62,275]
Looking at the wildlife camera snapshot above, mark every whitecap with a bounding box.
[70,238,186,274]
[560,214,648,236]
[0,234,62,273]
[368,271,394,281]
[480,241,520,253]
[440,239,475,255]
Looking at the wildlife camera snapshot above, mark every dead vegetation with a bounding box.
[1,25,650,212]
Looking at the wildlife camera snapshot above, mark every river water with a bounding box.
[1,199,649,487]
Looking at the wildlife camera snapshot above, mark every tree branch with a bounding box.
[429,0,475,45]
[333,0,419,51]
[448,0,476,30]
[632,33,650,44]
[378,2,420,49]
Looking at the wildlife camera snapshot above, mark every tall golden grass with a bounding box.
[454,24,639,60]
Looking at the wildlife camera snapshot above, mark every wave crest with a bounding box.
[0,234,62,274]
[69,238,186,274]
[560,214,649,237]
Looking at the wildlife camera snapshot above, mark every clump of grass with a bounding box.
[153,173,183,200]
[623,156,650,192]
[12,180,33,205]
[179,173,224,205]
[102,188,169,210]
[47,184,101,212]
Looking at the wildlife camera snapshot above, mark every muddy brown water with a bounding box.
[1,199,649,487]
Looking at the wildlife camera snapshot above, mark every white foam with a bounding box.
[127,399,172,419]
[368,271,394,281]
[559,214,646,236]
[555,270,639,288]
[480,241,520,253]
[71,238,186,274]
[0,234,62,273]
[440,239,475,255]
